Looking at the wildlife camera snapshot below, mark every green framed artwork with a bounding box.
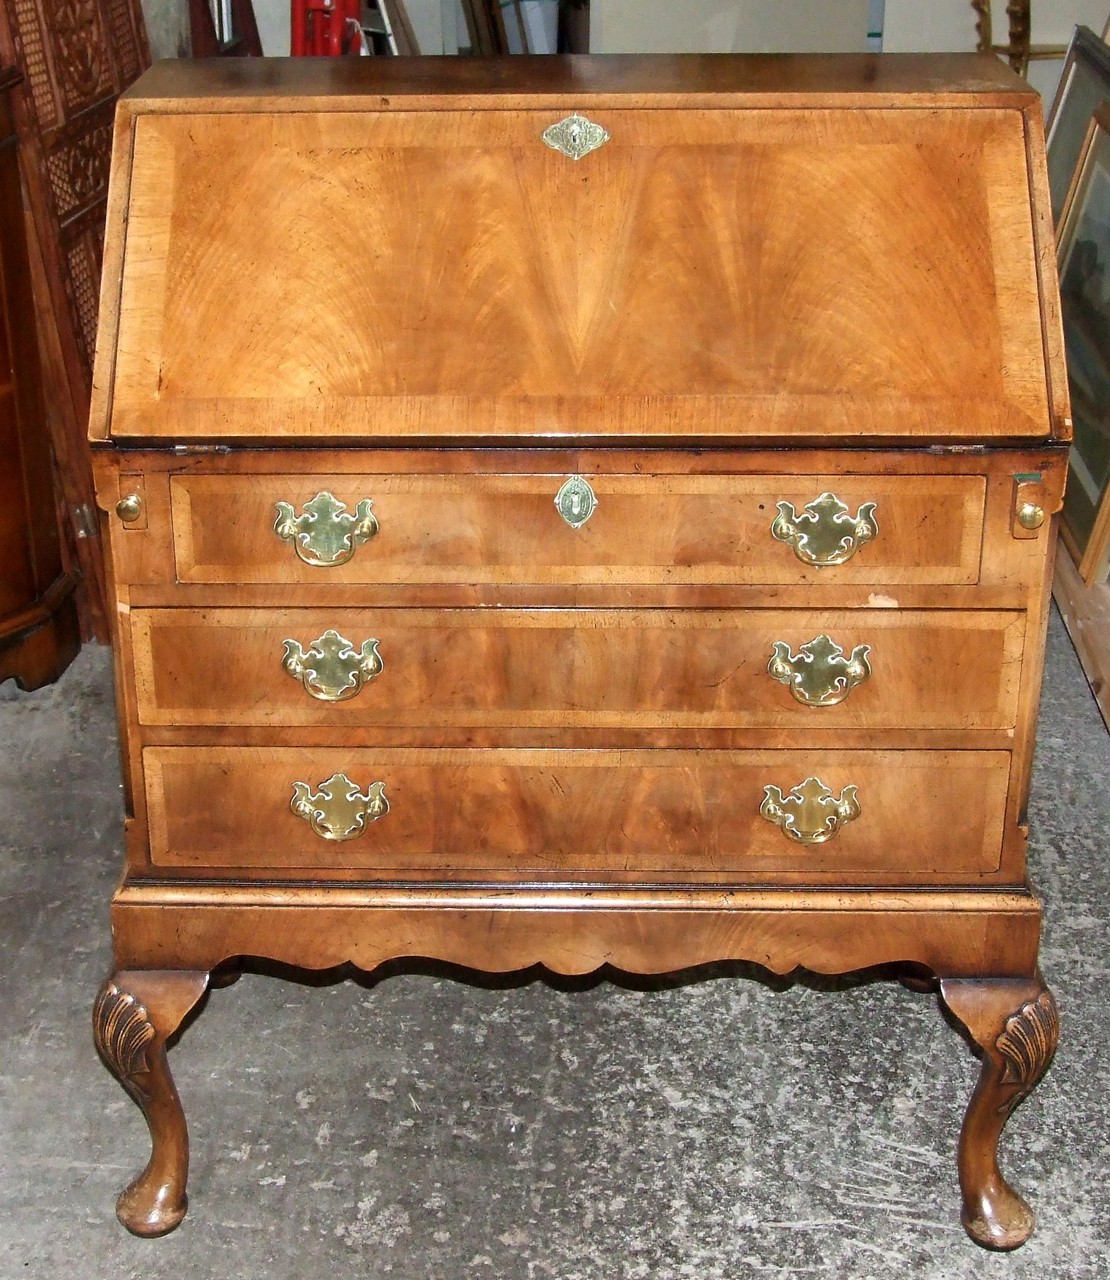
[1058,102,1110,584]
[1046,26,1110,226]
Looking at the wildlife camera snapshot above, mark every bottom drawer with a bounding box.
[143,747,1009,882]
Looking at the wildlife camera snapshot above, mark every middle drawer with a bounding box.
[131,607,1024,730]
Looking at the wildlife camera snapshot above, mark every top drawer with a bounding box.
[166,471,985,587]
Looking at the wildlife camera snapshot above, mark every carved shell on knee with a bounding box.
[997,990,1060,1098]
[93,982,156,1078]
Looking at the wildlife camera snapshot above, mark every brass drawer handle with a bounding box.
[282,630,383,702]
[290,772,389,841]
[760,776,860,845]
[768,634,872,707]
[771,492,878,567]
[274,491,378,567]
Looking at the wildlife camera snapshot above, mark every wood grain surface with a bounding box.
[141,744,1011,880]
[97,99,1051,444]
[130,606,1026,731]
[109,882,1045,978]
[167,471,986,586]
[117,52,1039,111]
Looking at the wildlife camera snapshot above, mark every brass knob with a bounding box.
[1016,502,1045,531]
[115,494,143,522]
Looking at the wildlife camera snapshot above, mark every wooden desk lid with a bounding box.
[90,56,1067,446]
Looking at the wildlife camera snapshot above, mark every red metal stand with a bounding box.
[291,0,361,55]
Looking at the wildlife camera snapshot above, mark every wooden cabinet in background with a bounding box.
[0,0,150,641]
[90,55,1067,1252]
[0,68,79,690]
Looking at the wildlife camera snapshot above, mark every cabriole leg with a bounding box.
[939,975,1059,1250]
[92,970,209,1236]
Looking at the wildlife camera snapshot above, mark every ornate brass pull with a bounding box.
[290,772,389,841]
[768,635,872,708]
[771,492,878,567]
[274,491,378,567]
[541,113,610,161]
[282,630,383,702]
[759,776,860,845]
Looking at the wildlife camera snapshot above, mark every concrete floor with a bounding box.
[1,610,1107,1280]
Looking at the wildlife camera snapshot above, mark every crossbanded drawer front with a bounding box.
[142,746,1009,879]
[169,473,986,586]
[131,607,1025,731]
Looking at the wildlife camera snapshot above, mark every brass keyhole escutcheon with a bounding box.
[116,494,143,522]
[541,113,610,161]
[555,476,597,529]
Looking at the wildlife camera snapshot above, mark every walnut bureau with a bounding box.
[89,55,1068,1250]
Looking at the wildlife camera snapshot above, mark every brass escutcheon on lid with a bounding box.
[541,113,610,161]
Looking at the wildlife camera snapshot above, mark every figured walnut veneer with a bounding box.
[90,55,1067,1249]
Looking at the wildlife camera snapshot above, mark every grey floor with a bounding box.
[1,610,1107,1280]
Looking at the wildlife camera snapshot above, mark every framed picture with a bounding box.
[1058,103,1110,584]
[1046,26,1110,226]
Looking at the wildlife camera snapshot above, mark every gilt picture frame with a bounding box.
[1058,103,1110,584]
[1046,25,1110,225]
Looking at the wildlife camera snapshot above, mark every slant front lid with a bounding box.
[97,68,1056,443]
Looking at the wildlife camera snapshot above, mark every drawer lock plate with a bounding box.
[555,475,597,529]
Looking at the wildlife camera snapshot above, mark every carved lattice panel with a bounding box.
[0,0,150,639]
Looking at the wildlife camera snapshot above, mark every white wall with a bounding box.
[591,0,871,54]
[881,0,978,52]
[885,0,1110,113]
[253,0,289,54]
[139,0,190,58]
